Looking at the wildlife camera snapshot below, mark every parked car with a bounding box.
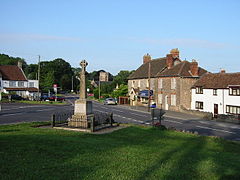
[40,94,50,101]
[48,96,65,102]
[10,94,25,100]
[104,98,117,105]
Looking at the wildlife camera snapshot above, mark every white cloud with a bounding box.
[0,33,82,42]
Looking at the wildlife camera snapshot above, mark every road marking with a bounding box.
[129,112,149,117]
[112,109,124,113]
[165,120,183,124]
[1,113,24,116]
[196,125,236,134]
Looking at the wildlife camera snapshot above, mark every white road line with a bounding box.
[1,113,24,116]
[165,120,183,124]
[129,112,149,117]
[112,109,124,113]
[196,125,236,134]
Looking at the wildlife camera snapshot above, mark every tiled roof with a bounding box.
[5,87,38,92]
[156,61,207,77]
[128,58,167,79]
[0,65,27,81]
[193,73,240,89]
[128,58,207,80]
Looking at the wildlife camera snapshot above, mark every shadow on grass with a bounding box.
[0,124,240,179]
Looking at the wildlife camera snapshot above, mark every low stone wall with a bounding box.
[216,114,240,124]
[179,109,213,120]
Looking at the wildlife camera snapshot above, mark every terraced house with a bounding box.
[191,71,240,117]
[128,49,207,111]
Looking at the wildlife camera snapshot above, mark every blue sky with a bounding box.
[1,0,240,74]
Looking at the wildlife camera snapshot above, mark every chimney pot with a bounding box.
[17,61,23,69]
[170,48,180,58]
[190,59,199,76]
[166,54,174,69]
[143,53,151,64]
[220,69,226,73]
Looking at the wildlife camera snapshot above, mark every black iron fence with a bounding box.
[51,110,74,127]
[51,111,114,132]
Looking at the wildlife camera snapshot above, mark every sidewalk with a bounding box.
[117,104,203,120]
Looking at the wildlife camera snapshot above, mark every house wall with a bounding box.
[28,80,39,88]
[156,77,178,111]
[128,78,156,106]
[179,77,199,110]
[191,88,240,114]
[156,77,198,111]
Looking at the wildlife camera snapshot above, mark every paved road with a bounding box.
[1,98,240,141]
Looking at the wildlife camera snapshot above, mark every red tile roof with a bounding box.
[0,65,27,81]
[156,61,207,77]
[193,73,240,89]
[128,58,207,79]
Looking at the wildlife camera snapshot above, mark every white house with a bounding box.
[0,63,39,100]
[191,71,240,117]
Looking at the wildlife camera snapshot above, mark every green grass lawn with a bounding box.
[19,100,67,105]
[0,123,240,180]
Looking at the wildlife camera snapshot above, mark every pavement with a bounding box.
[1,97,240,141]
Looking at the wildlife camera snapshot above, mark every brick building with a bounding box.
[128,49,207,111]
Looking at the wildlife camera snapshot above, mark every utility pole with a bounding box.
[37,55,40,101]
[148,61,151,112]
[71,76,74,93]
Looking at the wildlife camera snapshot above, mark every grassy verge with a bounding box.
[18,100,67,105]
[0,123,240,179]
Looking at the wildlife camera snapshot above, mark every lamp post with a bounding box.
[148,61,151,112]
[98,80,101,100]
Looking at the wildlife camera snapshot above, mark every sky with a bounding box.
[1,0,240,75]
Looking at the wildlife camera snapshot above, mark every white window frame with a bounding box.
[158,79,163,89]
[9,81,17,87]
[158,94,162,104]
[171,78,176,90]
[171,94,176,106]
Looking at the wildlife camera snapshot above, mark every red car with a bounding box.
[48,96,65,102]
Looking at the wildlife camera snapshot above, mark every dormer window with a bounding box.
[196,86,203,94]
[229,86,240,96]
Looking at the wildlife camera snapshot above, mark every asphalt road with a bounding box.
[1,98,240,141]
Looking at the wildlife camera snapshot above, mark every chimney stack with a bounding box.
[166,54,174,69]
[17,61,23,69]
[170,48,180,58]
[190,59,199,76]
[143,53,151,64]
[220,69,226,74]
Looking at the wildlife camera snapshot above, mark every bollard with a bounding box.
[110,113,113,126]
[51,114,56,128]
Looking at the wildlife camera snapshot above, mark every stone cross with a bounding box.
[79,60,88,99]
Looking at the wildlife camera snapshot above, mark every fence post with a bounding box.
[91,115,95,132]
[110,113,113,127]
[51,114,55,128]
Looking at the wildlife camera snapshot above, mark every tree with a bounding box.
[113,70,135,86]
[0,54,27,71]
[111,84,128,98]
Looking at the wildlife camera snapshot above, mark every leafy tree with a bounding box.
[0,54,27,71]
[113,70,135,86]
[111,84,128,98]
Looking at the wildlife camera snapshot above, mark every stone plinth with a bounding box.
[68,99,93,128]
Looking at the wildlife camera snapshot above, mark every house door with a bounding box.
[165,95,168,110]
[214,104,218,118]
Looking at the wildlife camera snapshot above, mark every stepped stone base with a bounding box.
[68,99,93,128]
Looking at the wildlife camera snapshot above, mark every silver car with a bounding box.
[104,98,117,105]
